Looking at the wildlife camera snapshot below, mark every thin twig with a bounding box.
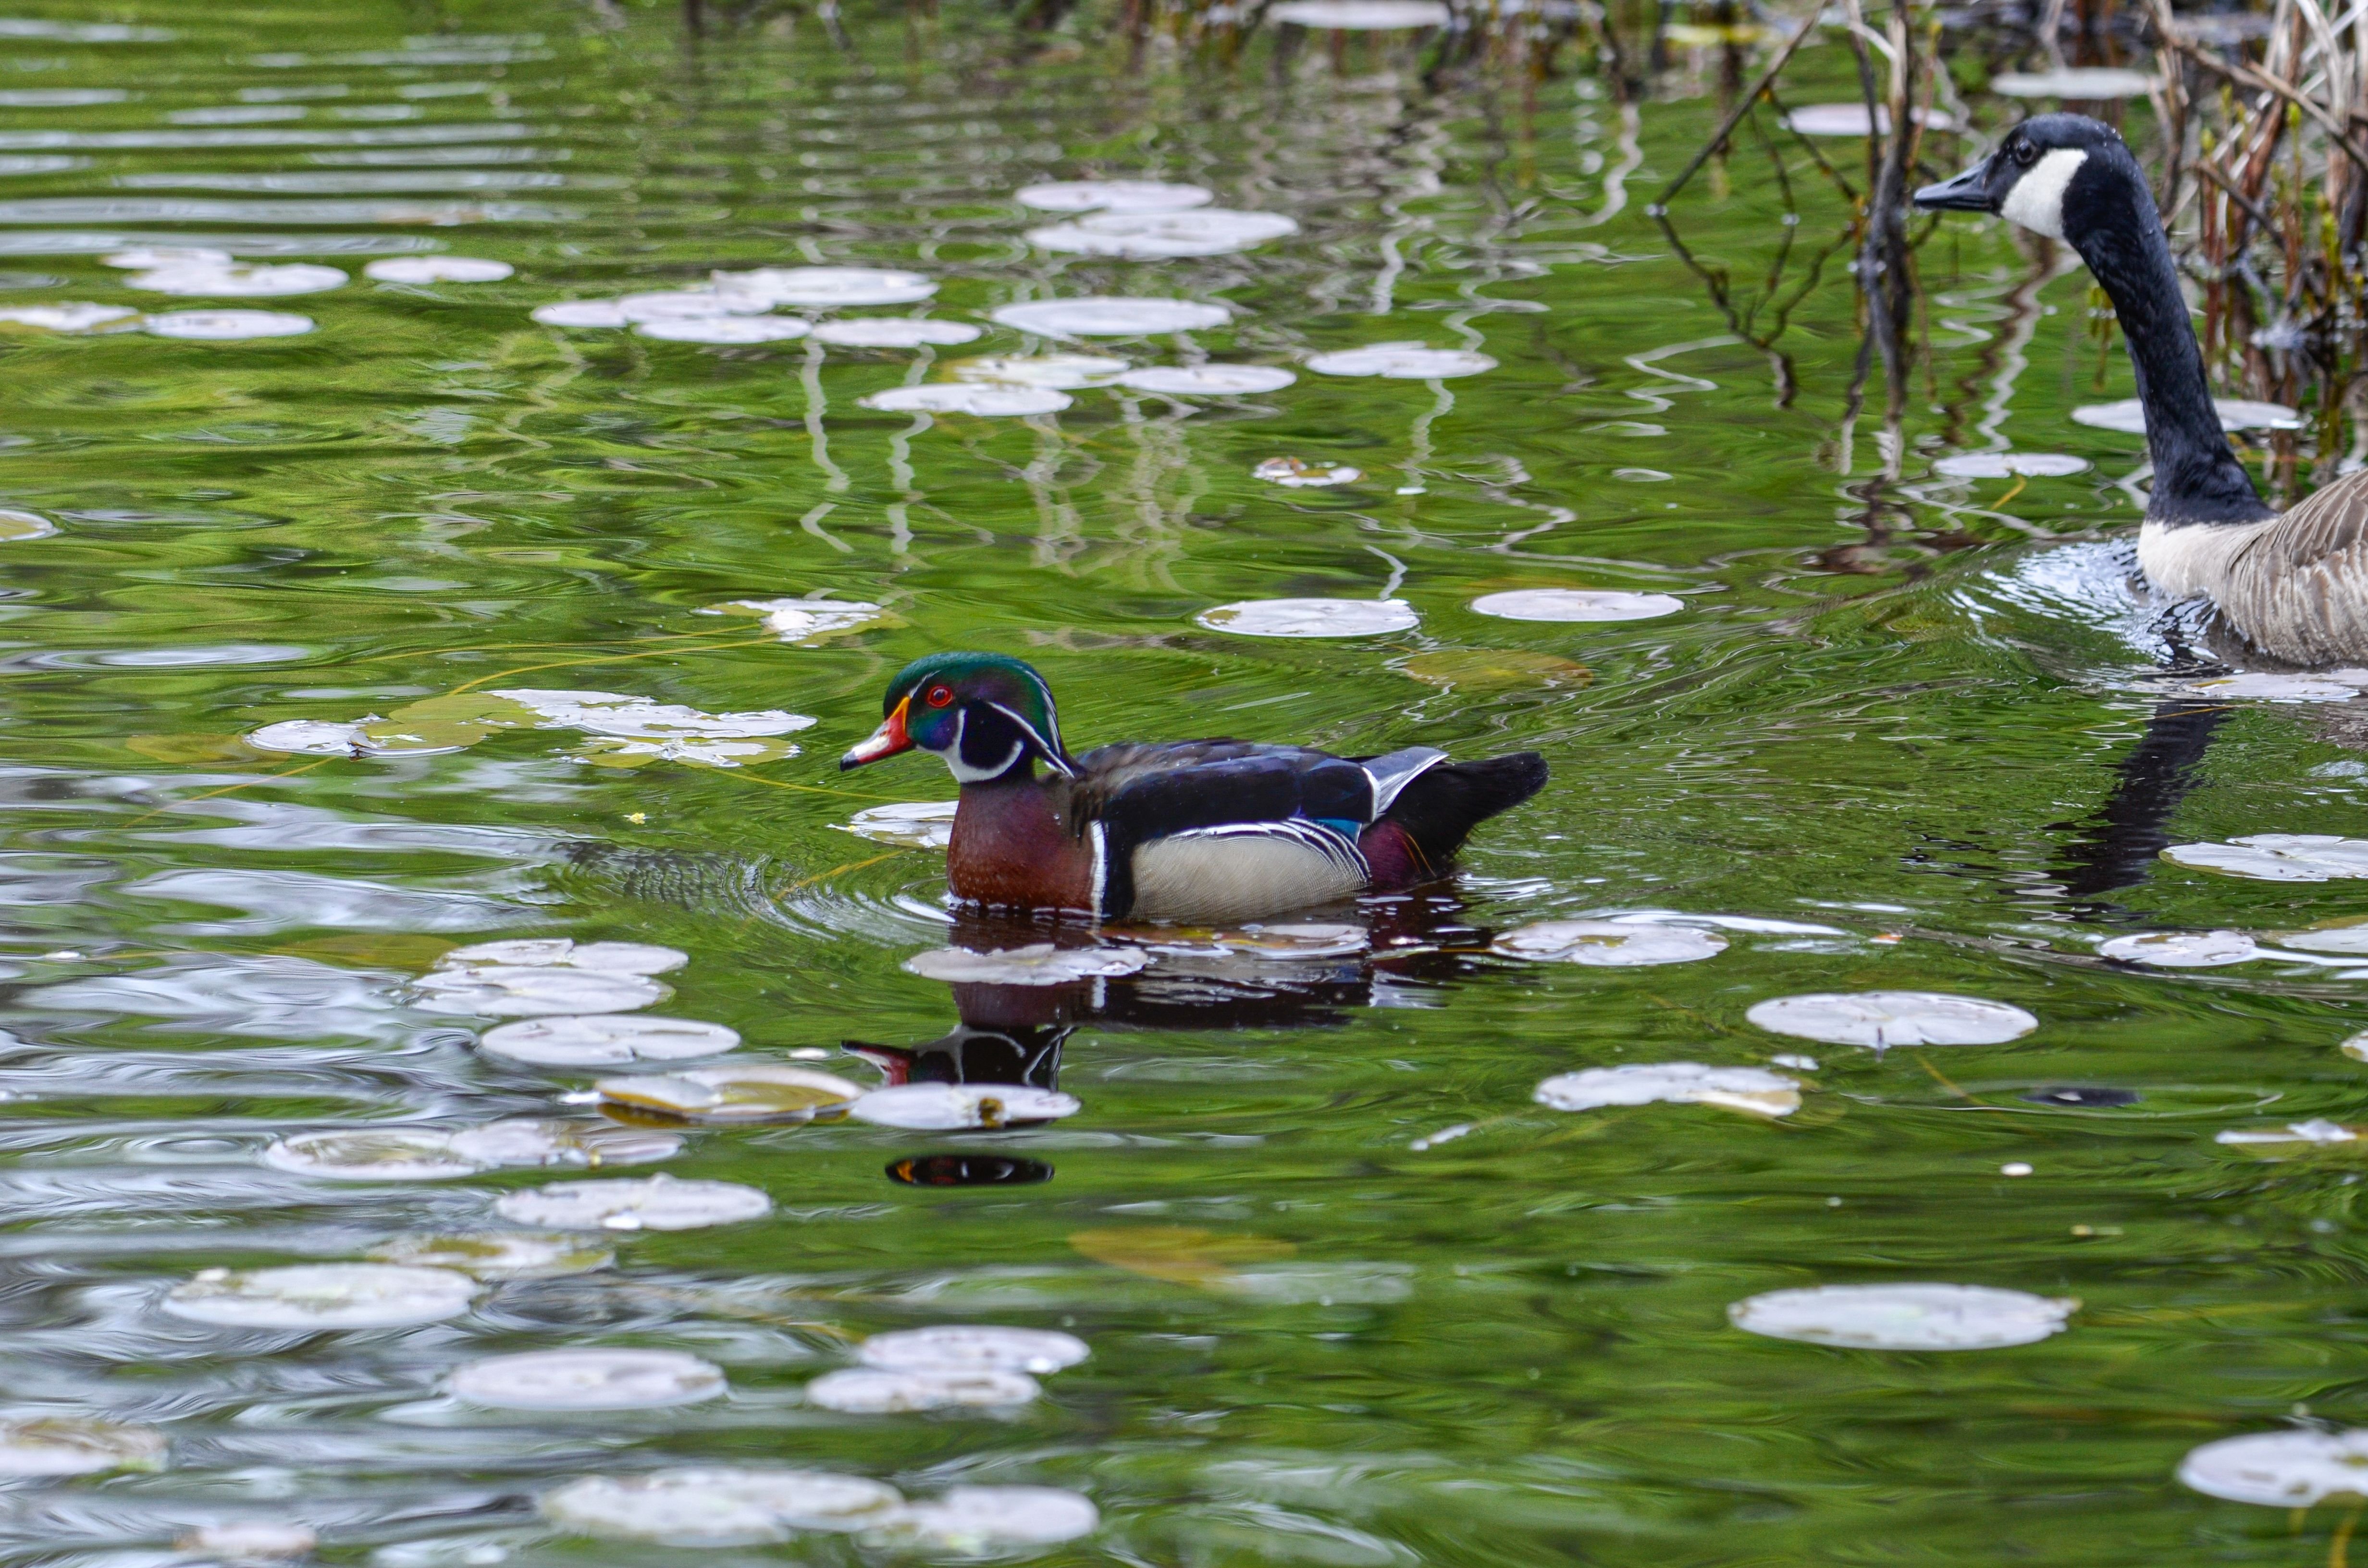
[1655,16,1820,207]
[2192,156,2281,231]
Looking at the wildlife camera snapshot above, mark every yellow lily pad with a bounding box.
[1397,649,1591,691]
[1068,1225,1296,1288]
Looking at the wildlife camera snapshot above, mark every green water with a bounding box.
[0,3,2364,1564]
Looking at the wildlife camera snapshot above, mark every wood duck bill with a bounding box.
[841,695,913,770]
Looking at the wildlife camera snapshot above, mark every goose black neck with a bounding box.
[2069,177,2272,526]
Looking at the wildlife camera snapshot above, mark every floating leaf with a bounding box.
[366,1231,612,1280]
[0,303,135,331]
[868,1486,1099,1552]
[1931,451,2091,479]
[494,1173,772,1232]
[1991,67,2157,97]
[1468,589,1684,623]
[0,1416,165,1476]
[1304,344,1494,379]
[848,1084,1081,1131]
[713,267,937,307]
[1028,209,1297,259]
[445,1118,680,1168]
[1492,920,1726,966]
[804,1367,1040,1412]
[177,1523,315,1559]
[949,354,1128,389]
[1269,0,1448,24]
[366,257,512,283]
[2072,397,2299,434]
[1117,364,1296,395]
[1016,180,1212,212]
[988,297,1231,337]
[2097,931,2257,968]
[1252,457,1362,488]
[142,310,314,340]
[164,1263,477,1329]
[1196,598,1419,637]
[1746,992,2036,1050]
[862,385,1072,416]
[1397,649,1591,692]
[2177,672,2367,702]
[534,300,632,328]
[2179,1429,2368,1506]
[451,1348,726,1411]
[858,1325,1088,1375]
[347,689,812,770]
[439,939,687,975]
[1069,1225,1295,1288]
[903,944,1148,985]
[1781,103,1959,135]
[541,1466,904,1545]
[636,315,811,344]
[1728,1284,2076,1349]
[1149,923,1369,962]
[1535,1063,1800,1118]
[2163,834,2368,881]
[261,1129,479,1182]
[841,800,958,850]
[707,597,888,643]
[597,1062,863,1124]
[414,965,672,1018]
[810,318,982,348]
[128,261,344,297]
[479,1014,740,1069]
[2214,1119,2362,1147]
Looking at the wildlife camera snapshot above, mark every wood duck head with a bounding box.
[839,652,1078,784]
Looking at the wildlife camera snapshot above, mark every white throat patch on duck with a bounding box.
[2000,147,2088,239]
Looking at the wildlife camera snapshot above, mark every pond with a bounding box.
[0,2,2360,1565]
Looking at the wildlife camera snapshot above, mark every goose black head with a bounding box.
[1913,113,2144,244]
[840,652,1077,783]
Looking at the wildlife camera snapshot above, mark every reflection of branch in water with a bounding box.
[1655,211,1854,406]
[2052,699,2230,901]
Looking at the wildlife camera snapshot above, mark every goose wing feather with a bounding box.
[2224,470,2368,664]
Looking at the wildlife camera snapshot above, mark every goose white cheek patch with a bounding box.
[2000,147,2088,239]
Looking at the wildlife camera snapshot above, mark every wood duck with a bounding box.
[840,652,1549,923]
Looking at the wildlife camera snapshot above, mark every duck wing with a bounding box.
[2225,469,2368,663]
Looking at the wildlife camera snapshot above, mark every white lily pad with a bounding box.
[494,1173,772,1232]
[439,939,688,974]
[142,310,314,340]
[451,1348,726,1411]
[1729,1283,2076,1349]
[902,944,1150,985]
[1535,1062,1800,1117]
[596,1062,864,1123]
[1931,451,2092,479]
[244,720,369,755]
[988,297,1232,337]
[479,1014,740,1068]
[950,353,1129,388]
[104,246,233,270]
[413,965,673,1018]
[1305,344,1496,379]
[0,1416,165,1476]
[710,596,888,641]
[1746,991,2036,1049]
[0,303,135,331]
[177,1523,315,1558]
[2215,1118,2361,1146]
[1151,922,1370,962]
[262,1128,479,1181]
[1016,180,1213,212]
[713,267,937,307]
[859,1325,1089,1375]
[2177,673,2367,701]
[612,290,762,322]
[1470,588,1685,622]
[810,318,982,347]
[870,1486,1099,1551]
[1992,67,2157,97]
[1253,457,1362,488]
[2163,834,2368,882]
[842,800,958,850]
[366,1231,613,1280]
[1117,364,1296,395]
[2072,397,2300,433]
[2282,923,2368,955]
[541,1466,904,1545]
[490,690,813,747]
[127,262,345,297]
[2180,1429,2368,1506]
[533,299,632,328]
[861,384,1073,416]
[1493,919,1727,965]
[2098,930,2258,967]
[0,509,52,542]
[804,1367,1040,1412]
[846,1083,1083,1131]
[366,256,513,283]
[1781,103,1959,135]
[445,1118,680,1168]
[163,1263,477,1329]
[1196,598,1419,637]
[1270,0,1448,24]
[636,315,811,344]
[1028,208,1298,259]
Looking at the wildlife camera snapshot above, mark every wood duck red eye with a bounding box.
[925,684,955,708]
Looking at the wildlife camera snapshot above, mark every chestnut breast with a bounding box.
[948,781,1097,913]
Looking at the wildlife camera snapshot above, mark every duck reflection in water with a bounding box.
[862,898,1493,1187]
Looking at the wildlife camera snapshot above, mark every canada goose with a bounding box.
[1917,113,2368,664]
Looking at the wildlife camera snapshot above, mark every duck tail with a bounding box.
[1368,752,1548,877]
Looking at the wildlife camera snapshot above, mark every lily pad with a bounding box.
[261,1128,479,1181]
[1931,451,2091,479]
[494,1173,772,1232]
[541,1466,904,1545]
[0,1416,165,1476]
[0,509,57,541]
[612,290,762,322]
[1016,180,1212,212]
[1781,103,1958,135]
[439,939,688,974]
[2097,930,2257,968]
[177,1523,315,1558]
[1028,208,1298,259]
[1305,344,1495,378]
[869,1486,1099,1551]
[596,1062,864,1123]
[2163,835,2368,881]
[988,297,1232,337]
[366,257,512,283]
[2177,673,2367,701]
[1196,598,1419,637]
[713,267,937,307]
[127,261,345,297]
[1150,923,1369,962]
[847,1083,1083,1131]
[902,944,1149,985]
[0,303,135,331]
[1397,649,1591,691]
[2179,1429,2368,1506]
[2072,397,2299,433]
[366,1231,613,1280]
[335,688,811,771]
[1270,0,1448,23]
[804,1367,1040,1413]
[950,353,1129,388]
[479,1014,740,1068]
[1469,588,1684,622]
[534,300,632,328]
[2214,1118,2361,1146]
[710,597,888,642]
[1117,364,1296,395]
[861,384,1072,416]
[1728,1283,2076,1349]
[1991,67,2157,97]
[2284,923,2368,955]
[445,1118,680,1168]
[105,246,233,270]
[1253,457,1362,487]
[143,310,314,340]
[1492,920,1726,966]
[636,315,811,344]
[811,318,982,347]
[858,1326,1089,1375]
[1535,1062,1801,1117]
[842,800,958,850]
[163,1263,477,1329]
[1746,992,2036,1049]
[451,1348,726,1411]
[413,965,672,1018]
